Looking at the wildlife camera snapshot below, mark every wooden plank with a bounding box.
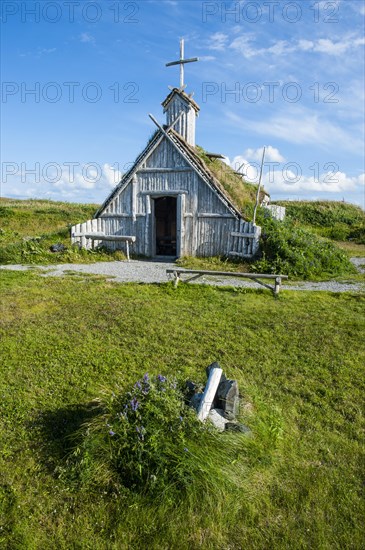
[230,232,256,238]
[166,269,288,280]
[229,251,257,258]
[99,214,131,219]
[167,268,286,295]
[139,190,189,196]
[199,213,235,219]
[132,174,137,222]
[138,167,192,173]
[81,234,136,242]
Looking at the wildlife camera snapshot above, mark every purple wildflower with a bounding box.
[109,430,116,436]
[143,373,149,383]
[184,447,189,452]
[179,416,183,422]
[157,374,166,383]
[130,397,139,411]
[135,381,142,389]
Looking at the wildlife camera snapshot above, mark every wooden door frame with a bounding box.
[148,192,186,257]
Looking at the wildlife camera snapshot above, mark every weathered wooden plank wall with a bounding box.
[72,136,260,258]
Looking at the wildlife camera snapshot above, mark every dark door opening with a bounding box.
[155,196,177,256]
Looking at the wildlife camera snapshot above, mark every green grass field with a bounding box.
[1,269,364,549]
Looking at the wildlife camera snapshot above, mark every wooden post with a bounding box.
[274,277,281,296]
[126,240,130,262]
[252,146,266,226]
[173,270,180,288]
[197,366,223,422]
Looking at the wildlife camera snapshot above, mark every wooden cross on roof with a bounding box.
[166,38,199,90]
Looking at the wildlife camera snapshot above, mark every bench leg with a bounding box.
[173,271,180,288]
[274,277,281,296]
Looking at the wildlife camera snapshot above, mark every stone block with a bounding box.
[207,408,228,432]
[216,380,239,420]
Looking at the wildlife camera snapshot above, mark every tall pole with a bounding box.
[180,39,184,88]
[253,146,266,225]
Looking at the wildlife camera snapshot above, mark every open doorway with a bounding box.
[154,196,177,256]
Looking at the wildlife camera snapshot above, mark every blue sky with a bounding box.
[1,0,364,206]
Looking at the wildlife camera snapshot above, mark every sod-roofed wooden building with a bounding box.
[71,46,261,259]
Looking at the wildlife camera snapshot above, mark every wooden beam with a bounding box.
[82,234,136,242]
[73,234,136,261]
[139,190,189,196]
[198,213,236,219]
[166,268,288,295]
[138,167,193,173]
[230,232,256,238]
[166,269,288,280]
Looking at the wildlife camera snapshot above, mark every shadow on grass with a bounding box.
[33,401,101,475]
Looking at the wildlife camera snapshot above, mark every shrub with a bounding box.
[66,374,250,500]
[322,223,351,241]
[348,224,365,244]
[276,201,365,228]
[254,218,356,278]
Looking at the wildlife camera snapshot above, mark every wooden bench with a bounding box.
[166,269,288,296]
[73,233,136,261]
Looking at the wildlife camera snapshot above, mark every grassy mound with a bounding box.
[0,198,125,264]
[277,200,365,243]
[65,374,258,502]
[255,218,357,279]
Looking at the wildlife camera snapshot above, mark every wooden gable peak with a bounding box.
[161,88,200,113]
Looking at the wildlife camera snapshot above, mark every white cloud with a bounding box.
[38,48,56,55]
[229,34,365,58]
[229,35,257,58]
[310,37,365,55]
[225,151,364,196]
[208,32,228,51]
[229,156,260,181]
[263,170,365,194]
[2,163,120,202]
[297,39,313,52]
[80,33,95,44]
[226,109,364,154]
[102,163,122,187]
[200,55,216,62]
[244,146,286,163]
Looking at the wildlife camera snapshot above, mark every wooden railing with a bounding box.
[71,219,136,260]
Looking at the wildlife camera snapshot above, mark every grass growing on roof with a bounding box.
[195,145,260,218]
[0,269,364,548]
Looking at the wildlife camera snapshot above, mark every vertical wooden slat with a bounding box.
[145,195,151,256]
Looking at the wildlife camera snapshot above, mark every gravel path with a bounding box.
[1,259,364,293]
